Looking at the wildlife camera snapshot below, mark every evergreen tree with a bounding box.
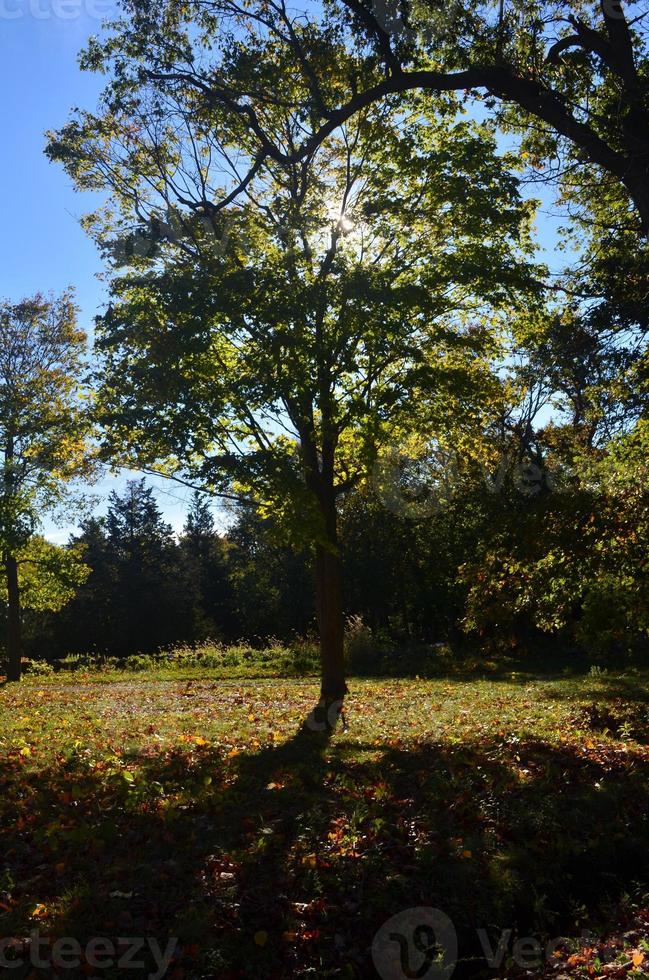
[179,492,234,642]
[57,481,188,658]
[226,508,314,642]
[183,492,216,559]
[105,480,185,655]
[54,518,114,657]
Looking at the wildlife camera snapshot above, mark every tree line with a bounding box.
[10,433,649,670]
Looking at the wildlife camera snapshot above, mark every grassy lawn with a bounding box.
[1,670,648,978]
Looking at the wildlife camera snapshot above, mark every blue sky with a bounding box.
[1,1,564,543]
[0,1,226,539]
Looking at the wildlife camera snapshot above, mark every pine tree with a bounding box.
[183,492,216,560]
[180,491,233,642]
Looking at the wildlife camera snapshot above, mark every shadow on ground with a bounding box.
[1,702,649,978]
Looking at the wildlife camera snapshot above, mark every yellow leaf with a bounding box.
[20,746,31,757]
[632,951,645,968]
[254,931,268,947]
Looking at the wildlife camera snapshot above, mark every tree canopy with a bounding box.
[0,293,94,680]
[68,92,540,699]
[46,0,649,232]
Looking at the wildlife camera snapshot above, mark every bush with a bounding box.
[122,654,156,672]
[22,658,55,676]
[344,614,377,670]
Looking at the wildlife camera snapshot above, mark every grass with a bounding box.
[0,668,648,978]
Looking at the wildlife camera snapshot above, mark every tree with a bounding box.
[108,480,187,656]
[180,492,235,642]
[50,517,115,658]
[5,536,90,662]
[79,96,538,705]
[183,491,216,555]
[58,481,192,658]
[0,293,93,681]
[225,506,315,642]
[460,424,649,658]
[46,0,649,233]
[105,480,179,655]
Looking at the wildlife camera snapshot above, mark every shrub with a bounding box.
[344,614,377,670]
[22,659,55,676]
[122,654,156,672]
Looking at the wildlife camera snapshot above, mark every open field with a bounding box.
[1,670,648,978]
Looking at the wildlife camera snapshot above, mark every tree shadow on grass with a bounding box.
[1,708,649,978]
[538,672,649,703]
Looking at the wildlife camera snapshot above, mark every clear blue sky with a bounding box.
[0,1,226,540]
[1,2,563,543]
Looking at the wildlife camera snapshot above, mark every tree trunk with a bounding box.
[623,166,649,236]
[300,425,347,715]
[314,539,347,704]
[5,554,22,682]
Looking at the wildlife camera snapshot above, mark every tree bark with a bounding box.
[307,464,348,707]
[314,538,347,703]
[5,554,22,682]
